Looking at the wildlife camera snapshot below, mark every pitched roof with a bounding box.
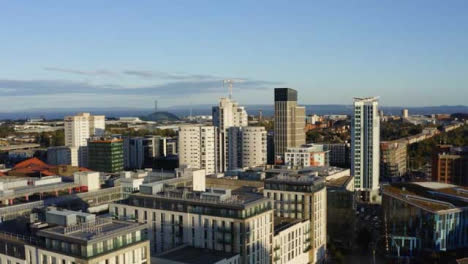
[13,157,50,169]
[7,157,55,177]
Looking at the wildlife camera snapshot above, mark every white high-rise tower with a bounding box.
[212,97,248,172]
[351,97,380,202]
[64,112,105,167]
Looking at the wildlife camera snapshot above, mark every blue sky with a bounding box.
[0,0,467,111]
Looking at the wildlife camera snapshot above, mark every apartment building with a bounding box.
[272,218,310,264]
[264,175,327,264]
[351,97,380,202]
[64,113,105,167]
[227,126,267,170]
[110,177,273,264]
[178,125,218,174]
[380,140,407,180]
[212,97,248,172]
[0,209,149,264]
[432,145,468,186]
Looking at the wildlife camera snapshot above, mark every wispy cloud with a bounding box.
[44,67,116,76]
[0,78,280,97]
[45,67,222,81]
[123,70,218,80]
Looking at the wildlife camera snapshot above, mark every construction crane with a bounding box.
[223,79,244,99]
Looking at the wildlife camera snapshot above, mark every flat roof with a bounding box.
[37,218,145,243]
[383,182,468,212]
[326,176,353,188]
[156,246,238,264]
[274,217,303,234]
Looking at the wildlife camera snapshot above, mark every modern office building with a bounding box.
[382,182,468,258]
[351,97,380,202]
[212,97,248,172]
[46,146,71,165]
[380,140,408,180]
[267,132,275,165]
[274,88,306,163]
[322,143,350,168]
[178,125,218,175]
[64,113,105,167]
[227,126,267,170]
[110,177,273,264]
[122,136,172,170]
[264,174,327,263]
[88,138,124,173]
[326,175,355,249]
[123,137,145,170]
[0,209,150,264]
[284,144,329,168]
[432,145,468,186]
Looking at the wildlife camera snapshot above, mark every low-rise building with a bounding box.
[382,182,468,258]
[284,144,329,168]
[432,145,468,186]
[0,209,150,264]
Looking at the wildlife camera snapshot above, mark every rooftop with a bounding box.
[266,174,325,186]
[155,246,238,264]
[274,217,303,235]
[383,182,468,212]
[136,186,268,209]
[37,218,144,243]
[326,176,353,188]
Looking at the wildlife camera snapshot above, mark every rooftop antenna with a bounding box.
[223,79,245,99]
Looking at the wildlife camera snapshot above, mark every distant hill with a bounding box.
[1,105,466,120]
[140,111,180,122]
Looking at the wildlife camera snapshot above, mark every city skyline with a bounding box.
[1,1,468,111]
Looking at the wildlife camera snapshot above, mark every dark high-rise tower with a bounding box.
[274,88,306,163]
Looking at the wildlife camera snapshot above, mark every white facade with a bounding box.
[178,126,218,175]
[306,114,320,125]
[227,126,267,171]
[285,145,329,168]
[264,177,327,264]
[212,98,248,172]
[110,200,273,264]
[402,108,409,118]
[351,97,380,194]
[64,113,105,167]
[273,220,311,264]
[73,171,100,191]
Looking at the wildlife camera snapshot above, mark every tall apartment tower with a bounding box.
[351,97,380,202]
[64,112,105,167]
[212,97,248,172]
[178,125,218,174]
[274,88,306,162]
[227,126,267,170]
